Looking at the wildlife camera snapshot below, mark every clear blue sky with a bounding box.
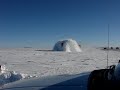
[0,0,120,48]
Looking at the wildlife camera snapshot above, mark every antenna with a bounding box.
[107,24,110,68]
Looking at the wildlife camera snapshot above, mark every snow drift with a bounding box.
[53,39,82,52]
[0,65,36,86]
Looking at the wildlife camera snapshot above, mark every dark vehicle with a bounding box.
[116,47,119,49]
[111,47,113,49]
[87,61,120,90]
[104,47,107,50]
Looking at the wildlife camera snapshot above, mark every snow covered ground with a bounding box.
[0,47,120,87]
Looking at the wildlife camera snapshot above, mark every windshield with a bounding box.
[0,0,120,90]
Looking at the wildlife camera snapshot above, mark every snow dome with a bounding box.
[53,39,82,52]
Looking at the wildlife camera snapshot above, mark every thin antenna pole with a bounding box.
[107,24,109,68]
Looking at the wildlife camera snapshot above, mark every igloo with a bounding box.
[53,39,82,52]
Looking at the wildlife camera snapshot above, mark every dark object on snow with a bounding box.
[104,47,107,50]
[116,47,119,49]
[61,42,64,47]
[0,65,1,72]
[87,65,120,90]
[119,60,120,63]
[79,45,81,48]
[111,47,113,49]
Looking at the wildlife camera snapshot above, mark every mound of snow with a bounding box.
[0,65,36,85]
[53,39,82,52]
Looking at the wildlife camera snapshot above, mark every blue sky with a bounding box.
[0,0,120,48]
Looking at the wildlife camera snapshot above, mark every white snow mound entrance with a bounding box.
[53,39,82,52]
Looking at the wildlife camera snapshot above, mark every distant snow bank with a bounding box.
[0,65,37,85]
[53,39,82,52]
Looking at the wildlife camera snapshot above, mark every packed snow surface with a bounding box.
[0,47,120,86]
[53,39,82,52]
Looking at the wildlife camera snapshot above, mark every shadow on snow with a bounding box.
[2,72,90,90]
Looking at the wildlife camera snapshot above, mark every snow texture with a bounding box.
[53,39,82,52]
[3,72,89,90]
[0,65,36,86]
[0,47,120,88]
